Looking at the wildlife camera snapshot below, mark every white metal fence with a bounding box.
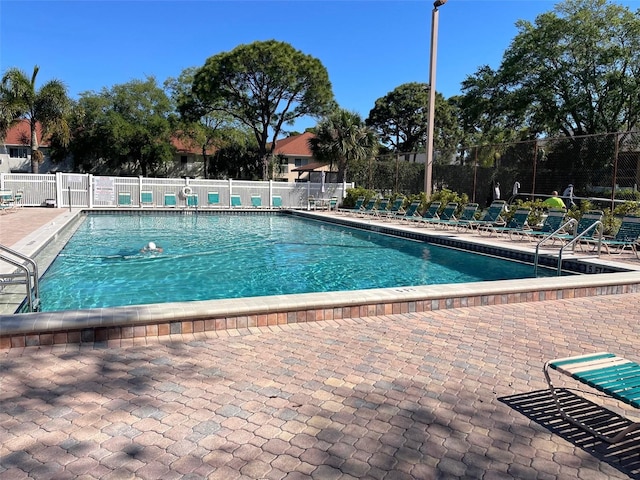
[0,173,351,209]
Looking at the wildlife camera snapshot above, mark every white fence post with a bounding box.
[55,172,63,208]
[138,176,143,208]
[228,178,233,208]
[88,174,94,208]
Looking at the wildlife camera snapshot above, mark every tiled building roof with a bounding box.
[3,119,48,147]
[274,131,315,157]
[2,121,210,155]
[172,135,215,155]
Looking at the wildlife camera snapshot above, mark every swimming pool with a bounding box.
[38,212,560,312]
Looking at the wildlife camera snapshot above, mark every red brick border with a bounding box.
[1,283,636,350]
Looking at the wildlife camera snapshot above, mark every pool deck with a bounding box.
[2,208,640,478]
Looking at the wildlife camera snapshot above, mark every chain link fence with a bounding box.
[356,131,640,209]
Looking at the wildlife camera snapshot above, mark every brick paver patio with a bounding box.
[1,208,640,478]
[2,293,640,479]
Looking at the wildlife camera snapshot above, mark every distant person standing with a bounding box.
[508,181,521,203]
[493,182,501,201]
[562,184,575,208]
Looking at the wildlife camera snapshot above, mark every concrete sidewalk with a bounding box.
[2,292,640,479]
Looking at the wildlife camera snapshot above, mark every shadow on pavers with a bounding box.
[500,388,640,479]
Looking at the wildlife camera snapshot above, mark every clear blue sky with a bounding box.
[2,0,639,133]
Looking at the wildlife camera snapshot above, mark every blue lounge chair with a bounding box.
[251,195,262,208]
[406,201,441,225]
[513,209,568,242]
[544,352,640,443]
[357,198,380,217]
[338,196,364,215]
[231,194,242,208]
[368,198,390,218]
[461,200,507,231]
[478,207,531,237]
[187,194,198,207]
[117,192,132,206]
[393,200,422,222]
[552,210,603,245]
[207,192,220,207]
[140,191,154,207]
[0,190,16,213]
[421,202,459,228]
[272,195,283,208]
[164,193,177,207]
[382,197,406,220]
[425,203,478,230]
[585,215,640,257]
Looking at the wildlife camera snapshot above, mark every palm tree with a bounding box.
[0,65,70,174]
[308,109,378,183]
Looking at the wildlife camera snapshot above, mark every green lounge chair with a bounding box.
[420,202,459,228]
[356,198,378,217]
[251,195,262,208]
[406,201,442,226]
[207,192,220,207]
[369,198,390,218]
[478,207,531,237]
[231,194,242,208]
[514,209,568,242]
[421,202,477,230]
[544,352,640,443]
[338,196,364,215]
[0,190,16,213]
[551,210,603,245]
[140,191,154,207]
[382,197,406,220]
[14,189,24,208]
[461,200,507,231]
[585,215,640,257]
[187,194,198,207]
[394,200,422,222]
[118,192,132,206]
[164,193,177,207]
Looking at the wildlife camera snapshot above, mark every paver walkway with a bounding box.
[2,208,640,478]
[0,208,67,247]
[2,293,640,479]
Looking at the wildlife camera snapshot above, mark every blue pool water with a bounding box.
[38,213,555,312]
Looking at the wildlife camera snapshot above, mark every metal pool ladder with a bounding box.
[533,218,577,276]
[0,244,40,312]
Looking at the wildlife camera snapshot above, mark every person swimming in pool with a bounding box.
[141,241,163,253]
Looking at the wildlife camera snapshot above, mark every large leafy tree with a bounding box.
[193,40,335,179]
[70,77,174,176]
[0,65,70,173]
[367,82,463,164]
[462,0,640,138]
[366,82,429,154]
[166,67,237,179]
[308,109,378,183]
